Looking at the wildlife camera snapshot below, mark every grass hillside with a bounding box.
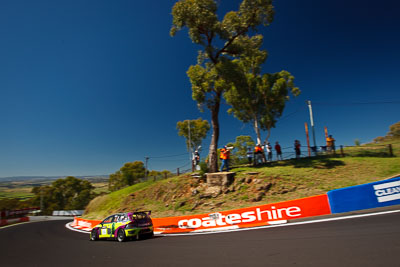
[83,141,400,220]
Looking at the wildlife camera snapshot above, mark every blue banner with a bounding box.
[328,176,400,213]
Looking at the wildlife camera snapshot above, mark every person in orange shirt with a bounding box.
[219,146,230,172]
[326,135,336,153]
[254,144,264,165]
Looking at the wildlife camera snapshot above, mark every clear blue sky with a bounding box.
[1,0,399,177]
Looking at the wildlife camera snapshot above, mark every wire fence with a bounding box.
[123,142,398,185]
[228,142,398,168]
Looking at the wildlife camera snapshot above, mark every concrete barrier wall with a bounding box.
[328,176,400,213]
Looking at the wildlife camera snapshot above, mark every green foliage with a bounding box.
[198,161,209,177]
[31,176,95,215]
[0,198,33,210]
[224,35,300,143]
[373,136,385,143]
[388,121,400,137]
[177,118,210,151]
[148,170,173,179]
[354,139,361,146]
[233,135,255,159]
[108,161,145,191]
[171,0,275,172]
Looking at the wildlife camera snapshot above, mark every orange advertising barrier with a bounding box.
[71,194,331,234]
[152,194,331,234]
[71,217,101,231]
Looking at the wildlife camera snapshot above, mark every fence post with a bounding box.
[340,145,345,157]
[388,144,393,157]
[177,168,180,176]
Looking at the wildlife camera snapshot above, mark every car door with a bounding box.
[98,215,114,238]
[110,215,120,237]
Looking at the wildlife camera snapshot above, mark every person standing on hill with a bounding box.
[294,140,301,159]
[275,141,283,161]
[266,142,272,161]
[219,146,230,172]
[247,147,253,164]
[254,144,264,165]
[326,135,336,153]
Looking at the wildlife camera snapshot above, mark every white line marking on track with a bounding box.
[157,209,400,236]
[65,209,400,237]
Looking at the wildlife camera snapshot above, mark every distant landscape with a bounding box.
[0,175,109,200]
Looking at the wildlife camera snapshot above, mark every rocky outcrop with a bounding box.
[199,172,235,198]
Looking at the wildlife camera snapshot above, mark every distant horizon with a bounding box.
[0,174,109,180]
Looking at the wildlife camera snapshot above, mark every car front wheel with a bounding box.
[90,229,99,241]
[117,229,126,242]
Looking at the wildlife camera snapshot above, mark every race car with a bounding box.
[90,211,154,242]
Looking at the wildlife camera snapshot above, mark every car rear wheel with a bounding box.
[117,229,126,242]
[90,229,99,241]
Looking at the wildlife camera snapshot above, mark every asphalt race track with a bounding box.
[1,212,400,267]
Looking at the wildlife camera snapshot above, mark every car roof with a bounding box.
[105,211,150,218]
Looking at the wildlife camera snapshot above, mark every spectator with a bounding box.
[194,150,200,165]
[326,135,336,153]
[275,141,283,161]
[294,140,301,159]
[219,146,230,172]
[266,142,272,161]
[254,144,264,165]
[246,147,253,164]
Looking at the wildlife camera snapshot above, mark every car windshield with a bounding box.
[130,213,150,223]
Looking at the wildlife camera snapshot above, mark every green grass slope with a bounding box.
[83,142,400,220]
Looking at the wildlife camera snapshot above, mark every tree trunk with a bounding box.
[253,118,262,145]
[264,127,271,143]
[208,93,221,173]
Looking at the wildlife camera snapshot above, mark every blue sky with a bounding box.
[0,0,399,177]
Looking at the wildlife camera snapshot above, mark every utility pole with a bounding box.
[307,100,317,153]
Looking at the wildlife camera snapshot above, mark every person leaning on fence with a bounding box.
[194,150,200,165]
[294,140,301,159]
[326,135,336,153]
[254,144,264,165]
[219,146,230,172]
[266,142,273,162]
[275,141,283,161]
[247,147,253,164]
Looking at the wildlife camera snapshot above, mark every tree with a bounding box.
[224,36,300,144]
[388,121,400,138]
[31,176,95,215]
[177,118,210,152]
[233,135,255,159]
[148,170,173,179]
[108,161,146,191]
[171,0,274,172]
